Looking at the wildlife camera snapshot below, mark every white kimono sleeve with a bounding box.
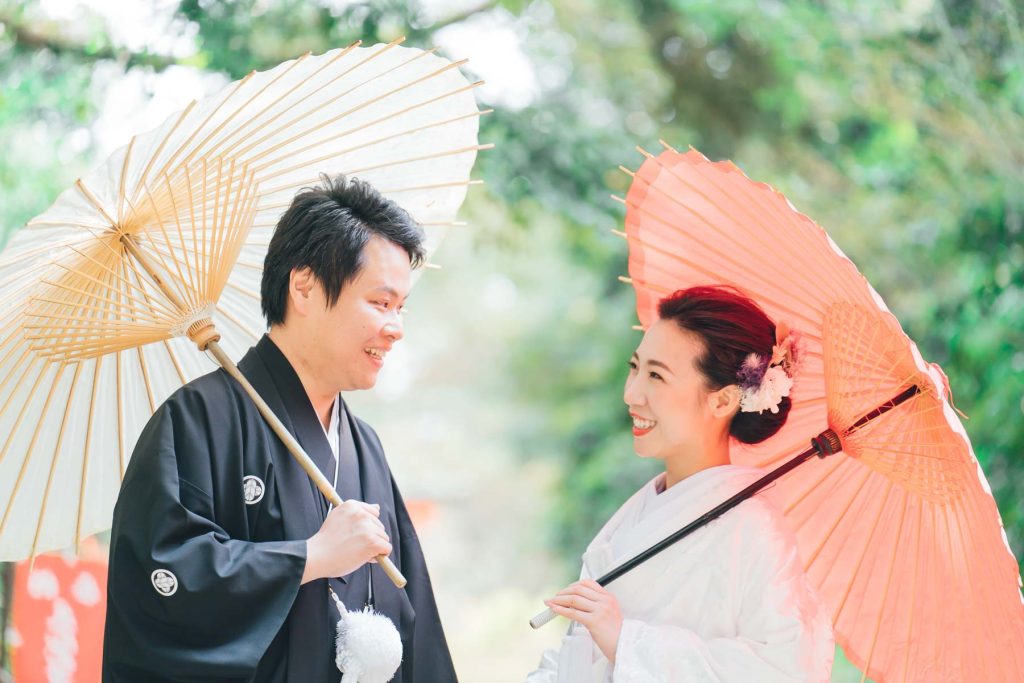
[611,499,833,683]
[528,628,598,683]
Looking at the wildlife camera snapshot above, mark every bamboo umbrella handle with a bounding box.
[208,341,408,589]
[529,607,556,629]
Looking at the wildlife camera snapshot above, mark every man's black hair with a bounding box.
[261,174,425,326]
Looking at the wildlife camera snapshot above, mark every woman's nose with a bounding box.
[623,375,644,406]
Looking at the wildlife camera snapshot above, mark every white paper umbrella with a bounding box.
[0,39,487,572]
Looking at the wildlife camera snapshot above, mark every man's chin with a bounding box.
[354,370,381,391]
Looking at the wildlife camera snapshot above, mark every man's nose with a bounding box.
[383,311,404,341]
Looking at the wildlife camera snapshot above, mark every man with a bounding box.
[103,175,457,682]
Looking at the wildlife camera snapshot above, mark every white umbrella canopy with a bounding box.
[0,38,487,562]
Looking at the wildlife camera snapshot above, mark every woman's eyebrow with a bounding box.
[646,359,674,375]
[632,352,674,375]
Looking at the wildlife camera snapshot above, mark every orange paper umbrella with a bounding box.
[616,144,1024,682]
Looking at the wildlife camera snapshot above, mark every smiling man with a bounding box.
[103,175,457,682]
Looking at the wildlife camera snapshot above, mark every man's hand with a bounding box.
[302,501,392,584]
[545,579,623,662]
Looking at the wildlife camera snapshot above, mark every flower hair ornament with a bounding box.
[736,322,800,414]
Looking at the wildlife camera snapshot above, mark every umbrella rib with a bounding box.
[208,159,231,299]
[259,144,491,197]
[133,100,197,201]
[223,280,261,301]
[686,155,875,310]
[624,191,830,324]
[239,52,466,167]
[196,161,210,303]
[857,488,910,681]
[805,463,874,571]
[161,339,187,385]
[123,258,156,414]
[136,346,156,414]
[214,183,256,296]
[28,362,82,559]
[0,353,41,430]
[116,350,126,479]
[619,219,823,332]
[171,53,315,174]
[372,179,484,194]
[214,159,251,301]
[214,304,261,345]
[209,158,246,300]
[782,453,848,518]
[126,197,199,299]
[832,479,896,625]
[217,172,259,296]
[692,157,874,312]
[251,94,486,177]
[178,167,206,305]
[25,220,112,232]
[74,179,117,226]
[75,357,103,549]
[0,363,67,540]
[948,489,989,680]
[630,162,839,314]
[0,278,44,312]
[0,358,48,466]
[25,322,167,335]
[121,229,188,323]
[0,326,31,372]
[900,501,924,681]
[150,74,257,185]
[230,39,426,163]
[45,258,173,322]
[34,280,177,324]
[152,176,201,304]
[181,45,361,169]
[138,184,197,308]
[216,41,398,163]
[958,472,1024,676]
[117,137,135,226]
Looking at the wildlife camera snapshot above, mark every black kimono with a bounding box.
[103,335,456,682]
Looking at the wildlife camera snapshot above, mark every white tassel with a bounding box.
[331,589,403,683]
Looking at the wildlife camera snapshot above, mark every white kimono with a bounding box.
[528,465,834,682]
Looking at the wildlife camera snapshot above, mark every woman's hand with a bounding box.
[545,579,623,662]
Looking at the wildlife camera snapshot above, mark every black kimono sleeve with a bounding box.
[103,381,306,681]
[391,477,458,682]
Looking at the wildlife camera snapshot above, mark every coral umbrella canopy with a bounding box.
[620,144,1024,682]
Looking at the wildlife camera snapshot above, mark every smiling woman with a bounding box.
[529,285,833,682]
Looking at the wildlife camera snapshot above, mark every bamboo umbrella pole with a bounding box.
[119,233,407,588]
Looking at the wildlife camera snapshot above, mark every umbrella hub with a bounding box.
[185,317,220,351]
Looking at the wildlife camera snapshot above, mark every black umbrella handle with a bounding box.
[529,386,921,629]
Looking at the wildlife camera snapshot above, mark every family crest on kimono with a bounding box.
[529,286,834,682]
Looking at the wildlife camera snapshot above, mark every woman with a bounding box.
[528,286,834,682]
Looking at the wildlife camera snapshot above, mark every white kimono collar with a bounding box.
[582,464,768,580]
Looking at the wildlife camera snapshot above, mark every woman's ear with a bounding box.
[708,384,741,419]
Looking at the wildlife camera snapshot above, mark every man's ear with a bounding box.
[288,267,316,316]
[708,384,741,419]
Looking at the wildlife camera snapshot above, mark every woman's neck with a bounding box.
[663,433,731,489]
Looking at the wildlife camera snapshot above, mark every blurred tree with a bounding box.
[0,1,1020,680]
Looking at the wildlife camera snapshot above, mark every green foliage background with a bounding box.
[0,1,1021,680]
